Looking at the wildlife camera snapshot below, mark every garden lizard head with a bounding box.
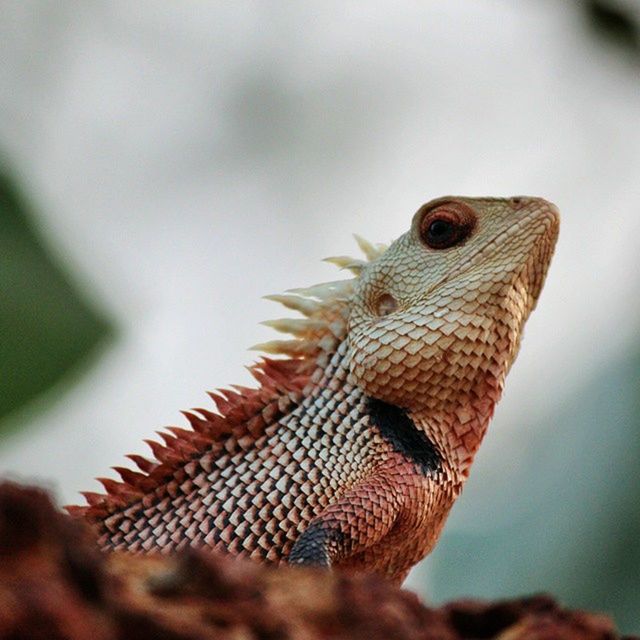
[348,196,559,458]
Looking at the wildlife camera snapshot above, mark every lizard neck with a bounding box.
[408,374,503,477]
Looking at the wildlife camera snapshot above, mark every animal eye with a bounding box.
[426,219,457,247]
[418,203,476,250]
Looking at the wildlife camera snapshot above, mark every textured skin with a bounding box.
[71,196,559,584]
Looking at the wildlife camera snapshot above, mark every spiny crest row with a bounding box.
[67,236,388,520]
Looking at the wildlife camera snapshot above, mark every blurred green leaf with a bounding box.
[0,168,112,436]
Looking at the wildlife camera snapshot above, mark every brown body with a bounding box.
[71,196,559,583]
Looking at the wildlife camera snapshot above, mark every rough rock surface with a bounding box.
[0,481,635,640]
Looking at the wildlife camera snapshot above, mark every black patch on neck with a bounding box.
[366,397,441,475]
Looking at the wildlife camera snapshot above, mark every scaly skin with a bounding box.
[70,196,559,584]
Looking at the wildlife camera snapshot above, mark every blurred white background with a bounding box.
[0,1,639,632]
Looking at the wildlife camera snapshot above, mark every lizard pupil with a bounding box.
[429,219,452,238]
[426,219,458,248]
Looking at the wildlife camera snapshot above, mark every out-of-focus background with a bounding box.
[0,0,639,632]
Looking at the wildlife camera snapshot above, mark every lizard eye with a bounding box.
[418,203,476,250]
[426,219,456,246]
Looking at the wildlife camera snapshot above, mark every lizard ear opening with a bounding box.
[375,293,398,317]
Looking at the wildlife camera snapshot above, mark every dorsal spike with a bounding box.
[207,391,233,415]
[166,425,210,449]
[322,255,366,274]
[287,280,353,300]
[193,407,223,424]
[249,339,316,357]
[353,234,388,261]
[157,431,177,447]
[112,466,145,486]
[126,454,157,474]
[262,294,320,316]
[144,439,171,463]
[97,477,139,500]
[229,384,254,395]
[165,426,195,441]
[260,318,328,337]
[80,491,105,506]
[181,410,210,432]
[353,233,379,261]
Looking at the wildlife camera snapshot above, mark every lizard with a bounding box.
[68,196,559,584]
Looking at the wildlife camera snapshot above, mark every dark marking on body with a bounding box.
[366,397,441,475]
[287,520,345,566]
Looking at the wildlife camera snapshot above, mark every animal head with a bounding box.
[347,196,559,413]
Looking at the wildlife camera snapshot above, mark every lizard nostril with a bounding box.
[509,196,530,209]
[375,293,398,317]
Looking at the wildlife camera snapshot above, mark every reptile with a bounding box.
[68,196,559,584]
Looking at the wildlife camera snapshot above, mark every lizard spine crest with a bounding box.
[66,236,388,520]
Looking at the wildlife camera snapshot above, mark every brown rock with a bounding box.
[0,481,634,640]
